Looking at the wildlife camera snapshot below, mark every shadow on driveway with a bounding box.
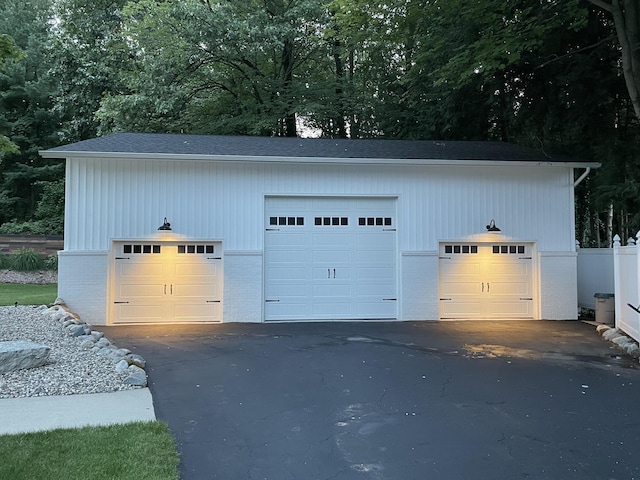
[102,320,640,480]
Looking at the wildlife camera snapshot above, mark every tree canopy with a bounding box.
[0,0,638,242]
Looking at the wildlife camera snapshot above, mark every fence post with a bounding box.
[636,231,640,334]
[613,234,621,328]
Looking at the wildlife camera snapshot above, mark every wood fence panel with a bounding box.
[0,235,63,256]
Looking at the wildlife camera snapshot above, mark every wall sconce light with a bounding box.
[158,217,172,231]
[486,219,501,232]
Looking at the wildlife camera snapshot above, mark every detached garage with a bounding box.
[40,133,598,325]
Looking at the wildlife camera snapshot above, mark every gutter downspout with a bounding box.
[573,167,591,187]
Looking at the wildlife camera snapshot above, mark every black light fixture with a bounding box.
[486,219,501,232]
[158,217,172,231]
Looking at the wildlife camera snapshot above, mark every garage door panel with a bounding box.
[313,283,352,297]
[268,250,309,263]
[490,301,532,316]
[489,263,529,275]
[441,281,481,296]
[490,281,530,296]
[116,261,165,278]
[117,283,164,299]
[266,302,311,319]
[174,303,221,320]
[440,262,481,275]
[439,243,533,319]
[172,283,219,298]
[357,302,395,317]
[112,241,223,324]
[313,301,353,317]
[357,233,395,247]
[268,266,308,280]
[114,304,164,323]
[265,197,397,321]
[267,232,309,247]
[312,250,351,263]
[440,300,483,316]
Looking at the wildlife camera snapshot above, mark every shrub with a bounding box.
[44,253,58,271]
[10,248,45,271]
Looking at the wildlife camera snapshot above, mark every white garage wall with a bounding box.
[61,157,577,323]
[64,158,575,253]
[57,251,108,324]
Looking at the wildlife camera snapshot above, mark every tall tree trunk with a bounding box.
[589,0,640,119]
[332,38,347,139]
[281,38,297,137]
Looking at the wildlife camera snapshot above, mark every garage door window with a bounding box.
[315,216,349,226]
[177,244,215,254]
[270,216,304,226]
[492,245,526,254]
[123,244,161,254]
[359,217,392,226]
[444,245,478,254]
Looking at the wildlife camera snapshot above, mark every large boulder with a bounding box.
[0,341,51,373]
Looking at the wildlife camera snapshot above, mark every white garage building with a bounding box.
[41,133,598,326]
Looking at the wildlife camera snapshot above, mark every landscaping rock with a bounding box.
[125,354,147,369]
[0,340,51,373]
[124,365,147,386]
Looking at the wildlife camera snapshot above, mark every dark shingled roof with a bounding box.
[42,132,594,164]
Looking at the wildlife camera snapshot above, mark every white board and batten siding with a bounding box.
[58,156,580,324]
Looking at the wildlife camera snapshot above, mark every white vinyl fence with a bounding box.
[576,245,614,310]
[613,234,640,342]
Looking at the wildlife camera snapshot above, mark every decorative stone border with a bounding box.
[40,298,148,387]
[596,324,640,359]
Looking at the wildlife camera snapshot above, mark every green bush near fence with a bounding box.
[0,248,57,272]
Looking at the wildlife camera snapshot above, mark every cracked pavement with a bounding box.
[102,320,640,480]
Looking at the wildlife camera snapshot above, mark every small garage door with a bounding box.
[265,197,397,321]
[112,241,222,324]
[439,242,534,319]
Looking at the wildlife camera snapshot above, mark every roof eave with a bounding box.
[39,150,601,168]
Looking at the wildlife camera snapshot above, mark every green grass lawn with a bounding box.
[0,421,180,480]
[0,283,58,306]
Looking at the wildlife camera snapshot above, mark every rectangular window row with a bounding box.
[269,215,395,227]
[270,216,304,226]
[315,217,349,226]
[358,217,392,226]
[444,245,478,254]
[178,245,215,254]
[493,245,525,254]
[123,244,161,254]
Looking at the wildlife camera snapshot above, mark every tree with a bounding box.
[0,33,23,159]
[587,0,640,120]
[97,0,335,137]
[49,0,132,142]
[0,0,64,227]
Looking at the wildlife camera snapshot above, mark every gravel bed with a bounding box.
[0,305,135,399]
[0,269,57,284]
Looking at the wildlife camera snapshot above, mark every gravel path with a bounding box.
[0,305,135,399]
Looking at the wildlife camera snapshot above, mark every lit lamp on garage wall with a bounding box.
[486,219,501,233]
[158,217,172,232]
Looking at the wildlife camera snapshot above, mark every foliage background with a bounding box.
[0,0,637,245]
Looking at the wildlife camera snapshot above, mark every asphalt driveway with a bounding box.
[102,321,640,480]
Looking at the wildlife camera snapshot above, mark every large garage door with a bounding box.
[439,242,534,319]
[265,197,397,321]
[112,241,222,324]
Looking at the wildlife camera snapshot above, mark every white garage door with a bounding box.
[112,241,222,324]
[265,197,397,321]
[439,242,534,319]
